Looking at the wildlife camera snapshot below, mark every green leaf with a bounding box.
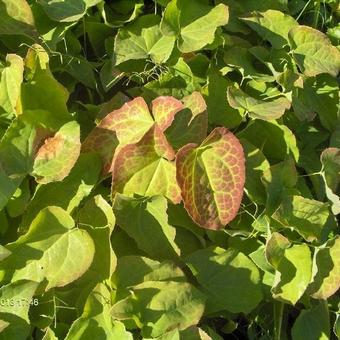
[262,158,298,214]
[273,195,330,242]
[223,46,275,82]
[241,10,298,49]
[0,116,37,210]
[292,74,339,131]
[165,92,208,149]
[21,45,71,120]
[240,139,270,204]
[0,0,37,37]
[111,125,181,203]
[6,178,30,217]
[204,71,243,128]
[308,237,340,299]
[78,194,115,230]
[112,255,185,289]
[292,302,330,340]
[77,195,116,283]
[0,54,24,121]
[32,121,81,184]
[0,206,95,291]
[288,25,340,77]
[186,246,263,314]
[266,235,312,305]
[238,120,299,162]
[42,328,58,340]
[114,15,175,65]
[37,0,102,22]
[111,280,205,338]
[161,0,229,53]
[321,148,340,215]
[0,280,39,339]
[227,86,291,120]
[113,195,180,260]
[0,280,39,321]
[176,127,245,229]
[20,152,101,233]
[66,283,133,340]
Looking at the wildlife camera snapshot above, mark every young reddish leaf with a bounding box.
[112,125,181,204]
[100,97,154,144]
[82,97,154,174]
[82,128,119,174]
[176,127,245,229]
[152,96,184,131]
[182,91,207,116]
[32,121,81,184]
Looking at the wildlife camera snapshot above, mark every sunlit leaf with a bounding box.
[176,127,245,229]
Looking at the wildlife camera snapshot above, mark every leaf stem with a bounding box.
[274,301,284,340]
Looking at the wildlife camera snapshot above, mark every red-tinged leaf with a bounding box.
[176,127,245,229]
[112,125,181,204]
[32,121,81,184]
[152,96,184,131]
[82,97,154,174]
[100,97,154,144]
[82,128,119,174]
[182,91,207,117]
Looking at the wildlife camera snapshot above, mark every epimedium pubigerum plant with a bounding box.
[0,0,340,339]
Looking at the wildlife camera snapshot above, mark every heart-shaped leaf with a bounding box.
[32,121,81,184]
[176,127,245,229]
[112,125,181,204]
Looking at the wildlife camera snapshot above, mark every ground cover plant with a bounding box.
[0,0,339,339]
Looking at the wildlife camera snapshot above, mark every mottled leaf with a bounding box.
[83,97,154,173]
[112,125,181,203]
[32,121,81,184]
[176,127,245,229]
[151,96,183,131]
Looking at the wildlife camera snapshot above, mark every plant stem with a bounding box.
[274,301,284,340]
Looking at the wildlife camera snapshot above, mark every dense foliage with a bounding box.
[0,0,339,339]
